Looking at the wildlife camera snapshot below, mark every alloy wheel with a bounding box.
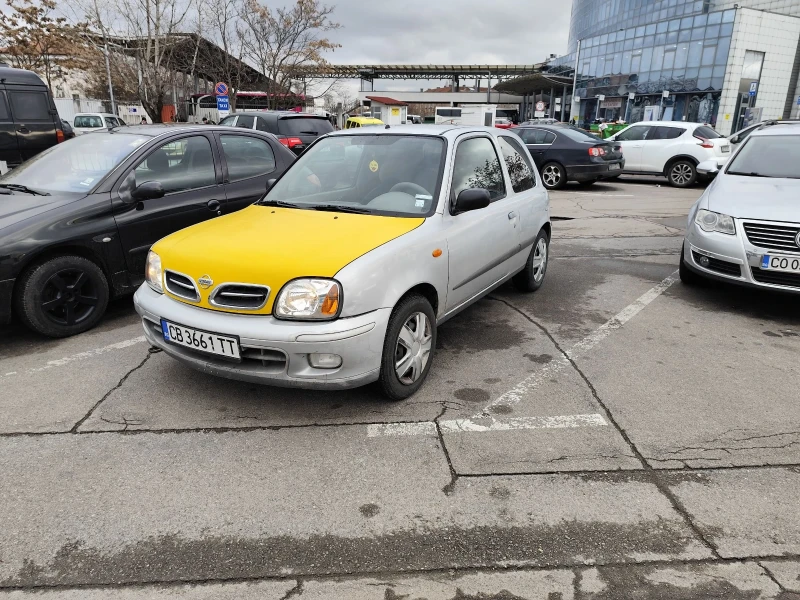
[533,237,548,282]
[40,268,99,326]
[543,165,561,187]
[671,163,693,186]
[394,311,433,385]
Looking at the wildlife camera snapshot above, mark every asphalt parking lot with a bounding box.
[2,175,800,599]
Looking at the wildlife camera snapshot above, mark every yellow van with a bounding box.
[344,116,384,129]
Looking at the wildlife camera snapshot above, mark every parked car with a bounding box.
[0,125,296,337]
[724,120,798,161]
[681,121,800,293]
[133,126,551,399]
[513,124,624,189]
[406,114,423,124]
[607,121,729,187]
[73,113,126,135]
[495,117,514,129]
[521,118,559,125]
[219,111,334,156]
[0,66,66,169]
[343,116,384,130]
[60,119,76,139]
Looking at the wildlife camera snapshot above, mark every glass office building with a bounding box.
[550,0,800,134]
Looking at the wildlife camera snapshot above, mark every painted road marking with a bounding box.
[367,414,607,438]
[483,271,678,413]
[0,336,147,381]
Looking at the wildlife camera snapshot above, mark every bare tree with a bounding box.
[240,0,340,110]
[0,0,90,93]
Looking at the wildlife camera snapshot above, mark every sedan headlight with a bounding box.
[274,278,341,320]
[145,251,163,293]
[695,209,735,235]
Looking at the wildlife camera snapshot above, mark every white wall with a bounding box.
[713,0,800,17]
[715,8,800,135]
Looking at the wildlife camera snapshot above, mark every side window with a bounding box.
[616,126,651,141]
[75,115,102,128]
[9,91,50,120]
[132,135,216,195]
[653,126,683,139]
[220,135,276,182]
[256,117,269,132]
[498,136,536,192]
[219,115,237,126]
[236,115,255,129]
[451,137,506,204]
[0,93,9,121]
[542,132,556,144]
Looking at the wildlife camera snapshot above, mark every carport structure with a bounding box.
[495,72,575,122]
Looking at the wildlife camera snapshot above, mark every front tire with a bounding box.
[668,160,697,188]
[513,229,550,292]
[16,255,109,338]
[541,162,567,190]
[379,294,436,401]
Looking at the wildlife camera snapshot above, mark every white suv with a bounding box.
[608,121,730,187]
[72,113,126,135]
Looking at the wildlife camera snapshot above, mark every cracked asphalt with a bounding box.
[2,175,800,599]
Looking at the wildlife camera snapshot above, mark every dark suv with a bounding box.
[0,66,65,169]
[219,111,333,155]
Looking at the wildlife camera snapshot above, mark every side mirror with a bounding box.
[729,134,739,144]
[266,178,277,191]
[131,181,165,201]
[696,160,719,175]
[453,188,491,214]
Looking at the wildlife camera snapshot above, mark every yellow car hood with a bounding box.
[153,205,424,314]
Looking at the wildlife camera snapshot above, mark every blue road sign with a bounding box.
[216,95,229,111]
[749,82,758,97]
[797,96,800,106]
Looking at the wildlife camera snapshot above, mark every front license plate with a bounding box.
[721,145,730,153]
[161,320,241,359]
[761,255,800,274]
[609,163,621,170]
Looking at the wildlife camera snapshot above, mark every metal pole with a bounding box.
[561,85,568,122]
[103,40,117,115]
[571,39,581,125]
[549,86,555,118]
[487,73,491,103]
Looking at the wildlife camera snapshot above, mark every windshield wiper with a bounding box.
[258,199,302,208]
[0,183,50,196]
[726,171,770,177]
[307,204,372,214]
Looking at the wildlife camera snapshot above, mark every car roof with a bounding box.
[232,111,328,118]
[100,124,280,138]
[347,116,384,123]
[0,66,47,86]
[75,112,119,117]
[330,124,514,140]
[749,122,800,137]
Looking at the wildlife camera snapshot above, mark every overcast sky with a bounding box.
[322,0,573,95]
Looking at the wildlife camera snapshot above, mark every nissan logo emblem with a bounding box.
[198,275,213,289]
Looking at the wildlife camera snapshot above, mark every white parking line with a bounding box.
[367,414,608,438]
[483,271,678,413]
[0,336,147,381]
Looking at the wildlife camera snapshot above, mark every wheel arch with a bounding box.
[663,154,699,176]
[13,244,110,302]
[396,282,439,315]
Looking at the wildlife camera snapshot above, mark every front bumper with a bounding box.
[134,284,390,389]
[0,278,14,325]
[683,218,800,295]
[566,160,625,182]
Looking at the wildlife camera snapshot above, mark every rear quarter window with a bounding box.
[694,125,721,139]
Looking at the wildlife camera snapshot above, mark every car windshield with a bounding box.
[262,134,445,216]
[278,117,334,136]
[75,115,103,128]
[725,135,800,179]
[0,133,149,194]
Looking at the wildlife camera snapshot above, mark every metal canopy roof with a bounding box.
[290,64,546,80]
[494,73,575,95]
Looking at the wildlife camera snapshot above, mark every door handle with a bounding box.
[508,211,517,220]
[207,199,221,215]
[17,126,29,133]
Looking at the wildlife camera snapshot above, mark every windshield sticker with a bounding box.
[415,194,433,200]
[369,160,379,173]
[415,199,425,207]
[79,177,95,186]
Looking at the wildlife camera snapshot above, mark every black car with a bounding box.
[60,119,76,139]
[219,111,334,155]
[1,66,66,169]
[0,124,296,337]
[513,124,625,189]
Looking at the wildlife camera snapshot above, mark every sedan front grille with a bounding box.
[743,222,800,254]
[210,284,270,310]
[164,271,200,302]
[751,268,800,289]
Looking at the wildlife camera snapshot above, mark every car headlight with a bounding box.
[145,251,163,293]
[274,278,341,320]
[695,209,735,235]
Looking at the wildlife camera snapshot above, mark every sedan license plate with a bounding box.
[721,145,730,153]
[761,255,800,274]
[609,163,621,170]
[161,320,241,359]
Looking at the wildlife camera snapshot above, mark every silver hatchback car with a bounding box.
[134,126,552,399]
[681,122,800,293]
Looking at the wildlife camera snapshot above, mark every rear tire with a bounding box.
[513,229,550,292]
[668,160,697,188]
[16,255,109,338]
[541,162,567,190]
[679,246,701,285]
[379,294,437,401]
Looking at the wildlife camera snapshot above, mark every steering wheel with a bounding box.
[391,182,430,197]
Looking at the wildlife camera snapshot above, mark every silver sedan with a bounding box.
[681,122,800,293]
